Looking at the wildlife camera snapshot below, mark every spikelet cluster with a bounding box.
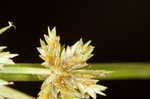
[37,27,107,99]
[0,22,18,66]
[0,46,18,65]
[0,22,18,86]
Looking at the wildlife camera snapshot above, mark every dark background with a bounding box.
[0,0,150,99]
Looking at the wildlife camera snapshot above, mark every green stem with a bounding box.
[1,63,150,81]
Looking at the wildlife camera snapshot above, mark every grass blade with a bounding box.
[0,66,51,74]
[1,63,150,81]
[88,62,150,79]
[0,85,34,99]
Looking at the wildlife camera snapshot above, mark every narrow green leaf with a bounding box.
[1,63,150,81]
[0,85,34,99]
[0,73,40,81]
[0,66,51,74]
[88,62,150,79]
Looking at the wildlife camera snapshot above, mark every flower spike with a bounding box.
[37,27,109,99]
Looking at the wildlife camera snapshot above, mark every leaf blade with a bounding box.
[0,85,34,99]
[1,63,150,81]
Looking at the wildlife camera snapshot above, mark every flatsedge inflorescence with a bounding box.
[37,27,108,99]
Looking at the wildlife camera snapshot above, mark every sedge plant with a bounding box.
[0,22,110,99]
[1,22,150,99]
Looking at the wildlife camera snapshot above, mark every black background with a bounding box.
[0,0,150,99]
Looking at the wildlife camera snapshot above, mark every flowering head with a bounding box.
[37,27,108,99]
